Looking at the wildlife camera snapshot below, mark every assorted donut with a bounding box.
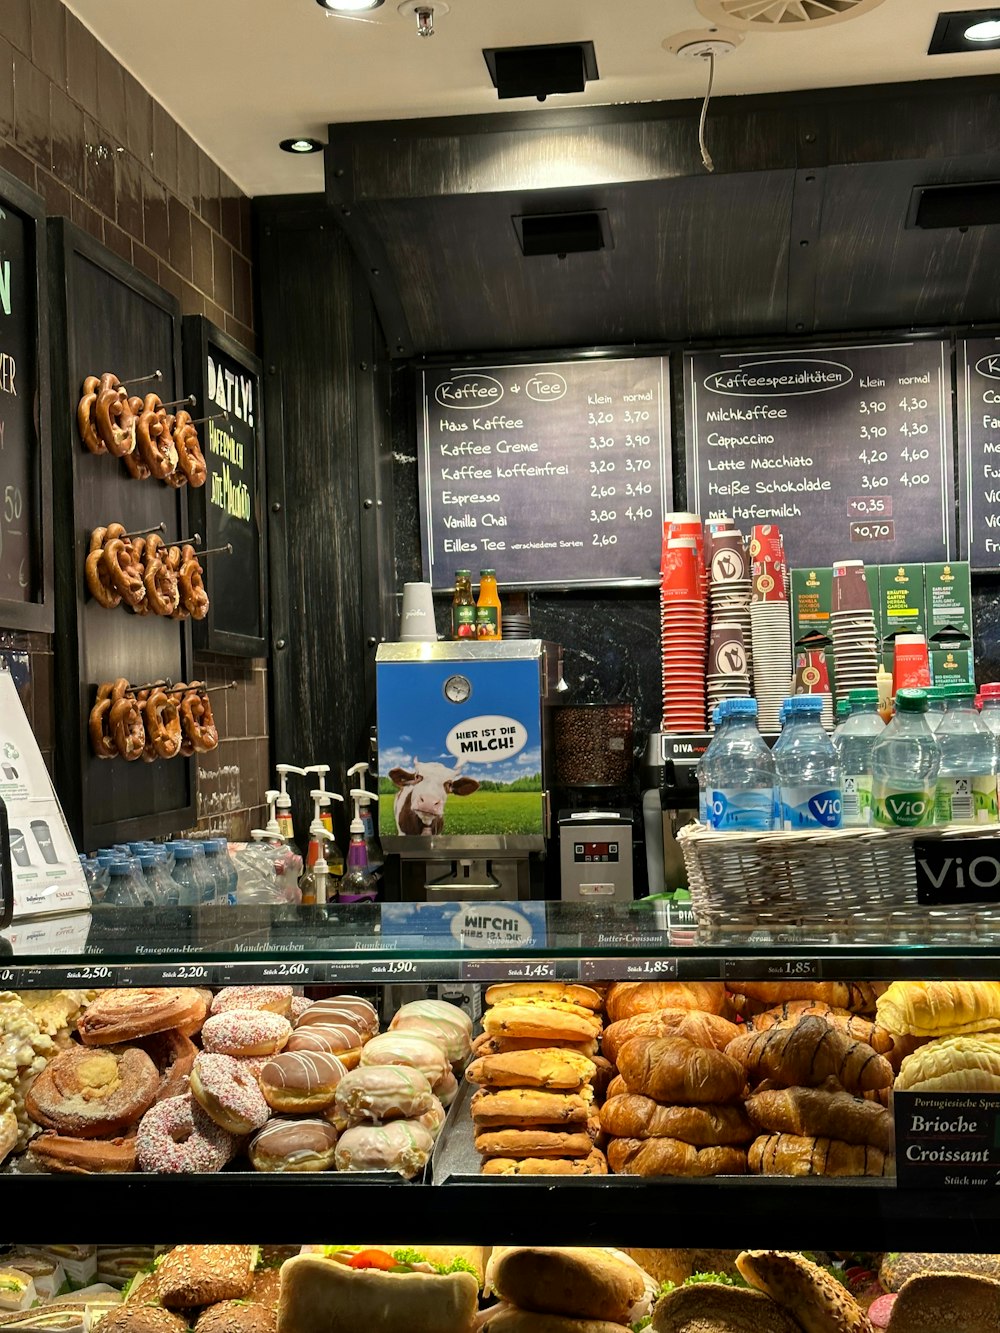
[89,678,219,761]
[78,373,207,488]
[86,525,209,620]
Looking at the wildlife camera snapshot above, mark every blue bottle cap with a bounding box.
[172,845,195,860]
[786,695,823,715]
[719,698,758,718]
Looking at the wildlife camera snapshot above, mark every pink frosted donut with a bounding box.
[359,1032,449,1084]
[210,986,293,1017]
[237,1054,271,1080]
[201,1009,292,1057]
[136,1094,235,1174]
[190,1052,270,1134]
[296,996,379,1039]
[290,995,313,1023]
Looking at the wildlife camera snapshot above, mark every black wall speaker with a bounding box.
[484,42,599,102]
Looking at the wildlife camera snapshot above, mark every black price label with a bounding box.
[579,957,678,982]
[257,961,316,983]
[141,962,215,986]
[723,958,820,982]
[914,838,1000,906]
[64,964,117,986]
[461,959,569,983]
[0,965,46,988]
[895,1091,1000,1188]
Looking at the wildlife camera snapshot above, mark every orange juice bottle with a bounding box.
[476,569,502,640]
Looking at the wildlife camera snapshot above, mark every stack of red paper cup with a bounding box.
[792,646,835,730]
[748,524,792,733]
[660,515,707,732]
[830,559,879,702]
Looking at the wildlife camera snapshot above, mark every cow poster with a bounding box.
[376,653,545,842]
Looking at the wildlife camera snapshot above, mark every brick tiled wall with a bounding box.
[0,0,269,841]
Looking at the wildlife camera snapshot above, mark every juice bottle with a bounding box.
[451,570,476,640]
[476,569,502,640]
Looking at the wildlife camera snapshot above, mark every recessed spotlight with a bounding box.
[316,0,384,11]
[929,9,1000,53]
[279,138,324,154]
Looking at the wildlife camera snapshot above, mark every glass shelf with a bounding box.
[3,901,1000,985]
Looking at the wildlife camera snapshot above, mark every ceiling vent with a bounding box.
[696,0,887,27]
[513,210,611,258]
[484,42,598,101]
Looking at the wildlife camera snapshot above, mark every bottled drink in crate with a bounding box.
[775,696,843,830]
[697,698,776,832]
[871,688,939,828]
[935,685,998,824]
[834,688,885,828]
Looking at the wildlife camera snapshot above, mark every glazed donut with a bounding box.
[359,1032,450,1086]
[333,1065,436,1126]
[78,390,104,453]
[173,412,208,488]
[259,1051,347,1113]
[180,689,219,753]
[334,1119,433,1178]
[286,1021,364,1069]
[143,689,182,759]
[85,548,122,609]
[201,1009,292,1058]
[211,986,294,1018]
[290,995,313,1023]
[103,538,146,609]
[110,692,145,761]
[136,1093,236,1174]
[179,548,209,620]
[297,996,379,1039]
[249,1117,338,1173]
[189,1052,270,1134]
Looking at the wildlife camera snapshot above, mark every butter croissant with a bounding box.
[726,1016,892,1094]
[895,1034,1000,1092]
[745,1085,895,1153]
[877,981,1000,1038]
[748,1132,892,1177]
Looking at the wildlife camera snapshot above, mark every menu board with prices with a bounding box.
[418,357,671,590]
[957,336,1000,570]
[684,341,955,569]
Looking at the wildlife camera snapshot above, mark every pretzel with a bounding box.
[168,683,195,756]
[95,381,133,457]
[143,689,182,760]
[109,682,145,761]
[180,686,218,753]
[78,390,104,454]
[122,397,151,479]
[179,547,209,620]
[85,547,122,609]
[172,411,208,487]
[89,684,118,759]
[136,690,158,762]
[143,538,180,616]
[102,537,146,609]
[136,395,175,480]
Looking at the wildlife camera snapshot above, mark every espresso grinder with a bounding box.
[554,704,635,903]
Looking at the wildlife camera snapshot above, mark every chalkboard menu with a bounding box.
[0,171,51,631]
[957,336,1000,571]
[183,318,267,656]
[417,357,671,589]
[685,340,956,568]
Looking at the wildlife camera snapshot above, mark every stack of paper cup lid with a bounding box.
[792,645,835,731]
[749,523,792,733]
[660,514,707,733]
[707,620,751,727]
[830,559,879,702]
[706,521,753,685]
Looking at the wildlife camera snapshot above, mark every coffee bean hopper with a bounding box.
[553,703,635,902]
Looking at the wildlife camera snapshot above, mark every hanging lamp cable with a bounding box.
[698,50,716,173]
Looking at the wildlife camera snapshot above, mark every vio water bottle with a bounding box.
[871,688,940,828]
[697,699,776,832]
[833,688,885,828]
[935,685,998,825]
[775,696,843,830]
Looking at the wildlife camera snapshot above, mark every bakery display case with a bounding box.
[2,903,1000,1256]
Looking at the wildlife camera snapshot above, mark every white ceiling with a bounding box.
[64,0,1000,197]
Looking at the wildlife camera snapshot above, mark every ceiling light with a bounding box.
[966,17,1000,39]
[280,138,324,154]
[929,9,1000,53]
[315,0,384,11]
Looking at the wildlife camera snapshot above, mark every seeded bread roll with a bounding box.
[650,1283,804,1333]
[155,1246,256,1308]
[883,1274,1000,1333]
[736,1250,874,1333]
[600,1095,753,1146]
[607,1137,747,1177]
[879,1253,1000,1293]
[479,1312,629,1333]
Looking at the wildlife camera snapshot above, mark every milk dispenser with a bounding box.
[375,640,561,899]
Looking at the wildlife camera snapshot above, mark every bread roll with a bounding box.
[605,983,727,1024]
[617,1037,746,1105]
[726,1017,892,1094]
[481,1313,629,1333]
[745,1086,895,1152]
[651,1283,803,1333]
[748,1132,892,1177]
[475,1127,595,1158]
[481,1150,608,1176]
[485,983,603,1011]
[876,1273,1000,1333]
[276,1253,479,1333]
[877,981,1000,1038]
[465,1049,596,1091]
[746,1002,893,1055]
[895,1035,1000,1092]
[736,1250,873,1333]
[600,1095,753,1146]
[602,1009,741,1065]
[472,1088,591,1127]
[489,1247,645,1323]
[879,1253,1000,1292]
[623,1251,742,1287]
[607,1137,747,1177]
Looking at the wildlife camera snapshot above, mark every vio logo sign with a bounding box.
[915,840,1000,905]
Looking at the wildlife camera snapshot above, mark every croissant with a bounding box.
[617,1036,747,1105]
[607,1136,747,1177]
[745,1085,895,1153]
[748,1132,892,1178]
[725,1016,892,1093]
[727,982,884,1016]
[600,1094,754,1146]
[895,1034,1000,1092]
[736,1251,875,1333]
[746,1002,894,1054]
[877,981,1000,1038]
[605,982,728,1023]
[602,1008,741,1065]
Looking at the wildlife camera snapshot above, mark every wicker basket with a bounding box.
[678,821,1000,930]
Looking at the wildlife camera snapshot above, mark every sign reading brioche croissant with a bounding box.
[744,1085,895,1153]
[600,1094,753,1147]
[607,1136,747,1177]
[605,982,727,1024]
[617,1037,746,1105]
[748,1132,892,1177]
[726,1016,892,1094]
[602,1009,741,1065]
[736,1250,874,1333]
[877,981,1000,1037]
[894,1034,1000,1092]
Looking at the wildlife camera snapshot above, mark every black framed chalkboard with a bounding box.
[684,339,957,569]
[48,220,195,849]
[417,355,671,590]
[182,317,268,657]
[958,335,1000,572]
[0,168,52,632]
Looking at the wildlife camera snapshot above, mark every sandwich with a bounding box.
[485,1248,656,1329]
[278,1249,484,1333]
[0,1273,37,1314]
[194,1302,277,1333]
[650,1281,805,1332]
[154,1247,258,1309]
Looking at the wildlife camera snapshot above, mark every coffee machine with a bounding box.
[640,730,710,893]
[375,640,562,900]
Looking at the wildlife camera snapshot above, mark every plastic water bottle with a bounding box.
[871,688,940,828]
[833,688,885,828]
[697,698,777,832]
[146,847,181,906]
[697,708,732,823]
[170,844,201,906]
[211,839,239,905]
[104,859,147,908]
[925,685,949,732]
[981,682,1000,739]
[235,834,284,904]
[935,685,998,825]
[832,698,851,745]
[775,695,843,830]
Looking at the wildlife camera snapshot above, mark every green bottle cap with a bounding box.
[848,689,879,706]
[940,683,976,698]
[896,688,929,713]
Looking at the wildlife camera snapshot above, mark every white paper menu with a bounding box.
[0,663,91,918]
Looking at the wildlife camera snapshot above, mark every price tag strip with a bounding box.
[723,958,821,982]
[461,959,578,983]
[579,957,678,982]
